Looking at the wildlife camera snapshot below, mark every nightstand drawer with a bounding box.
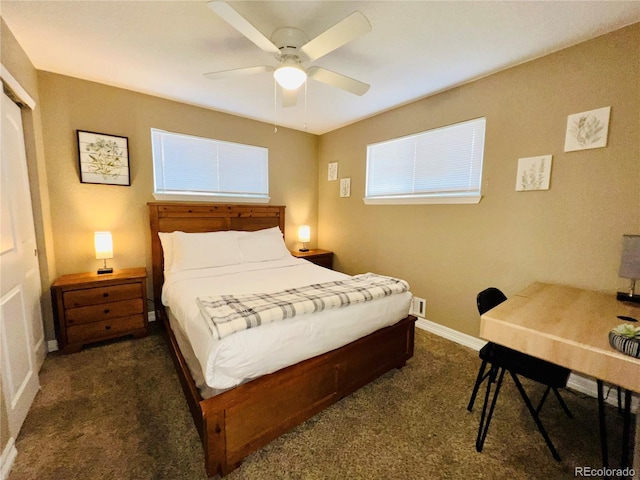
[66,314,146,344]
[291,249,334,270]
[65,298,144,325]
[63,283,142,308]
[310,254,333,269]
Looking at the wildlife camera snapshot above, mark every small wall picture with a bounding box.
[564,106,610,152]
[328,162,338,181]
[515,155,552,191]
[340,178,351,197]
[77,130,130,186]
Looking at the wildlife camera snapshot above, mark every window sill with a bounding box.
[363,194,482,205]
[153,193,270,204]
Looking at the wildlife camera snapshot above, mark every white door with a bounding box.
[0,91,45,438]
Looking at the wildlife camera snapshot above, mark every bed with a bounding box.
[148,202,416,477]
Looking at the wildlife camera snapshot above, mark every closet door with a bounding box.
[0,91,44,437]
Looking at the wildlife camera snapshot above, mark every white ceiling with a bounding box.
[3,1,640,135]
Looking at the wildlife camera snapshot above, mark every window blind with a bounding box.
[365,117,485,204]
[151,129,269,201]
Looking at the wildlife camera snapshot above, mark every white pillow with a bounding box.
[171,230,242,273]
[158,232,175,272]
[238,227,291,263]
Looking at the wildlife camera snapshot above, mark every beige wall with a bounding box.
[318,23,640,337]
[38,72,319,316]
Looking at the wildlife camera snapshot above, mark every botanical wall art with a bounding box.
[77,130,130,186]
[340,178,351,197]
[328,162,338,181]
[564,106,610,152]
[515,155,553,191]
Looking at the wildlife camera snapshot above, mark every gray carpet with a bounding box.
[9,323,632,479]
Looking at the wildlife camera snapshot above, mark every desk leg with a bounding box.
[597,380,609,469]
[634,411,640,480]
[621,389,631,469]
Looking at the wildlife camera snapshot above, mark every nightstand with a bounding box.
[51,268,149,353]
[291,249,334,269]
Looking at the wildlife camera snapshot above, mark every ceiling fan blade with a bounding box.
[207,1,280,54]
[308,67,370,96]
[204,65,273,80]
[300,11,371,61]
[281,86,298,108]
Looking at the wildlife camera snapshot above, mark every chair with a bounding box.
[468,287,572,461]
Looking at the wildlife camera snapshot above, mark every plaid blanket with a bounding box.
[196,273,410,340]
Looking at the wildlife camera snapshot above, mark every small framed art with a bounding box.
[77,130,130,186]
[328,162,338,181]
[515,155,552,191]
[340,178,351,197]
[564,106,610,152]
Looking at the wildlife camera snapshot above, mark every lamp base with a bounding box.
[298,248,309,252]
[97,267,113,275]
[616,292,640,304]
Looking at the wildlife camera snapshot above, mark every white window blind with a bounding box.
[151,129,269,202]
[365,117,486,205]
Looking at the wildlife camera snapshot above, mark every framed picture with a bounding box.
[328,162,338,181]
[564,106,610,152]
[77,130,130,186]
[515,155,553,191]
[340,178,351,197]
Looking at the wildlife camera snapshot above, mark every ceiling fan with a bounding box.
[204,1,372,107]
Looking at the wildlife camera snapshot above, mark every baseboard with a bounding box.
[415,317,486,351]
[414,317,637,411]
[0,437,17,480]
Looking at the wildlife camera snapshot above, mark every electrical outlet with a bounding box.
[411,297,426,318]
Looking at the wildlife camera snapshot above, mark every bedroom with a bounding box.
[1,1,639,478]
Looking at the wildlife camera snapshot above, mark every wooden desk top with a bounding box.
[480,282,640,393]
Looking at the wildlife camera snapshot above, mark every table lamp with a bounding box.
[298,225,310,252]
[617,234,640,303]
[94,231,114,274]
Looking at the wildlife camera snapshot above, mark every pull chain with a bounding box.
[304,81,308,131]
[273,78,278,133]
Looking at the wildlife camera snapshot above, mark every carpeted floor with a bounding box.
[8,323,633,480]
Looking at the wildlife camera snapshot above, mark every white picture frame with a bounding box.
[515,155,553,191]
[340,178,351,197]
[328,162,338,181]
[564,106,610,152]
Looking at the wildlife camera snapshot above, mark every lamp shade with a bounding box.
[619,234,640,279]
[94,231,113,260]
[298,225,311,243]
[274,60,307,90]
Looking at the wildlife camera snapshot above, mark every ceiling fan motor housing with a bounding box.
[271,27,310,62]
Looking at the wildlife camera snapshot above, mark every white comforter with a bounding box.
[162,257,412,389]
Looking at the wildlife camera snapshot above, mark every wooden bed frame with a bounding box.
[148,202,416,477]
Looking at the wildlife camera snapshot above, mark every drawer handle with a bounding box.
[105,325,111,330]
[103,293,109,298]
[104,309,110,314]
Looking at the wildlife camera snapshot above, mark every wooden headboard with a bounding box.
[147,202,286,311]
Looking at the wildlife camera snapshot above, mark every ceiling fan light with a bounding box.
[274,64,307,90]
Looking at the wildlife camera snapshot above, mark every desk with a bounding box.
[480,282,640,472]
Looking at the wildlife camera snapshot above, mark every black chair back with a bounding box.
[477,287,507,315]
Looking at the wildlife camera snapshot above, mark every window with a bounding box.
[151,129,269,203]
[364,117,486,205]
